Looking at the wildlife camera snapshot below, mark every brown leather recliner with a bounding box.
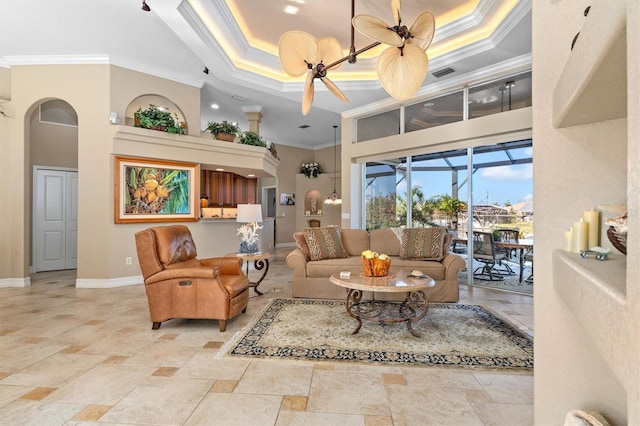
[134,225,249,331]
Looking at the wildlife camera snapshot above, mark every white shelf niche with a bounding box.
[552,250,632,381]
[552,1,627,128]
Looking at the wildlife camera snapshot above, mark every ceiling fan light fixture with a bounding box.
[278,0,435,114]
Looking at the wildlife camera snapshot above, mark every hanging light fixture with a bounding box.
[325,125,342,205]
[141,0,151,12]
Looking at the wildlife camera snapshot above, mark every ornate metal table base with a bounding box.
[246,258,269,296]
[344,289,429,337]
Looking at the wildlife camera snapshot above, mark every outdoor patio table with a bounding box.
[494,239,534,283]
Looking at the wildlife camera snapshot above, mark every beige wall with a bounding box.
[533,0,638,424]
[0,85,10,279]
[30,109,78,168]
[110,66,200,137]
[1,64,112,281]
[0,67,10,99]
[271,143,313,245]
[0,64,204,282]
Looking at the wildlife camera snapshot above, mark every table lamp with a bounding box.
[236,204,263,253]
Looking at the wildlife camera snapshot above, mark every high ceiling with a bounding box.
[0,0,531,149]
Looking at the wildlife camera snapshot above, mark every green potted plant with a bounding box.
[239,131,267,147]
[206,120,240,142]
[134,104,185,135]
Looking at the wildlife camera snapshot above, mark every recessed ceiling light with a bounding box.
[216,168,224,171]
[424,102,434,107]
[248,174,255,177]
[210,103,219,109]
[284,5,298,14]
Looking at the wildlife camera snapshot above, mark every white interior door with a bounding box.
[34,168,78,272]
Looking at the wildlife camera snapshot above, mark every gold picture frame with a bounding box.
[114,155,199,223]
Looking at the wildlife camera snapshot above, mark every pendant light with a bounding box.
[325,125,342,205]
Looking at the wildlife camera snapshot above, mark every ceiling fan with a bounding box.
[278,0,435,115]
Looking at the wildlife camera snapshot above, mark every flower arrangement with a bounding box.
[361,250,391,277]
[237,222,263,253]
[300,162,322,178]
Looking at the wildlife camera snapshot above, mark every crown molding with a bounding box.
[1,54,204,88]
[3,55,109,65]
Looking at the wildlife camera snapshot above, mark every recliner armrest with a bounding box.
[200,257,244,275]
[145,266,219,285]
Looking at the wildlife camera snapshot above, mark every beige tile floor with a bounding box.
[0,248,533,425]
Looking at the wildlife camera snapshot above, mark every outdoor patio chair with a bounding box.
[524,250,534,284]
[494,228,520,261]
[472,231,514,281]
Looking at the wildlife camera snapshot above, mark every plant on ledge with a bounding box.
[206,120,241,141]
[134,104,185,135]
[239,131,267,147]
[300,162,322,178]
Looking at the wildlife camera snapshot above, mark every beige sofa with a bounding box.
[286,228,466,302]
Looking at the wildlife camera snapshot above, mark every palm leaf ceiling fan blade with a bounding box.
[408,10,436,50]
[352,14,403,47]
[317,37,344,70]
[302,71,315,115]
[321,77,349,104]
[391,0,401,26]
[377,44,428,99]
[278,31,319,76]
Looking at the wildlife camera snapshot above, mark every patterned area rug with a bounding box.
[223,298,533,371]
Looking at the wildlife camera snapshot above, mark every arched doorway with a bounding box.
[29,99,79,272]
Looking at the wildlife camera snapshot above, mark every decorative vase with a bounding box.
[362,256,391,277]
[239,241,259,254]
[215,132,236,142]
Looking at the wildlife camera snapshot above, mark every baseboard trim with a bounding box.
[0,277,32,288]
[76,275,143,288]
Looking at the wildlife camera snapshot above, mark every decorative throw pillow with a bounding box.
[443,232,453,254]
[293,232,311,261]
[400,227,446,261]
[303,227,349,261]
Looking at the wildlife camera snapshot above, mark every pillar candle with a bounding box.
[563,229,573,252]
[572,219,588,253]
[583,209,600,248]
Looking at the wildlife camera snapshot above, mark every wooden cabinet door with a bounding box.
[201,171,257,206]
[234,176,246,205]
[246,178,257,204]
[219,172,234,205]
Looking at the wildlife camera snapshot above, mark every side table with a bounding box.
[226,252,272,296]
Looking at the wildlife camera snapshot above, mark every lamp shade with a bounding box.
[236,204,263,223]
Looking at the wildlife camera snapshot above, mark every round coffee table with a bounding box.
[330,271,435,337]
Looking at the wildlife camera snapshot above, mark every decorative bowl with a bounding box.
[606,226,627,255]
[362,256,391,277]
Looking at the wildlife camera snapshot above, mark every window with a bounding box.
[404,91,464,133]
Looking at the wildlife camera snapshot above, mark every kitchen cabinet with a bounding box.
[201,170,257,206]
